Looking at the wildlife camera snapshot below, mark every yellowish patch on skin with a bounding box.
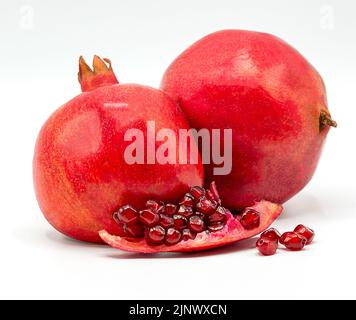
[232,50,259,77]
[60,110,102,159]
[38,118,104,236]
[45,159,102,234]
[260,63,288,101]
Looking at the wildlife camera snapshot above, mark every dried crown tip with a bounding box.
[78,55,119,92]
[320,110,337,130]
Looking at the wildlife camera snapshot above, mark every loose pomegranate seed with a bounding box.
[125,223,144,238]
[173,215,188,230]
[190,186,205,199]
[139,209,160,227]
[260,228,281,242]
[240,208,260,230]
[208,223,224,232]
[115,205,139,225]
[177,205,193,218]
[209,181,221,205]
[159,214,174,229]
[182,228,196,241]
[188,215,206,233]
[165,228,182,245]
[179,193,194,207]
[147,225,166,244]
[165,203,177,215]
[294,224,315,244]
[145,200,160,211]
[256,237,278,256]
[206,206,228,225]
[196,197,217,215]
[280,231,306,251]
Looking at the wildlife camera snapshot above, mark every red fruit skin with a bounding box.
[160,30,336,209]
[100,200,283,253]
[33,57,204,243]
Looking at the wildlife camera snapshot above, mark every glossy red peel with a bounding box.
[99,200,283,253]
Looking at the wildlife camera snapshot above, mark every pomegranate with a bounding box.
[33,56,204,243]
[160,30,337,209]
[99,183,283,253]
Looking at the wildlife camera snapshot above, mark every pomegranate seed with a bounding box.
[115,205,139,225]
[240,208,260,230]
[182,229,196,241]
[177,205,193,218]
[125,223,144,238]
[208,223,224,232]
[173,215,188,230]
[145,200,160,211]
[165,228,182,245]
[260,228,280,242]
[196,197,217,215]
[147,226,166,244]
[206,190,215,202]
[165,203,177,215]
[280,232,307,251]
[190,186,205,199]
[188,215,206,233]
[206,206,228,225]
[156,205,166,214]
[115,221,129,237]
[256,238,278,256]
[209,181,221,204]
[113,212,121,225]
[179,193,194,207]
[294,224,315,244]
[159,214,174,229]
[139,209,160,227]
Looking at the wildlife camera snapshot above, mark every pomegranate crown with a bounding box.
[78,55,119,92]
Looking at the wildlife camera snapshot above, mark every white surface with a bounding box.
[0,0,355,299]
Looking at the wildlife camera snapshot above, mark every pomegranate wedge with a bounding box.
[99,201,283,253]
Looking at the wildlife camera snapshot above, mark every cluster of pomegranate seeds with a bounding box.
[256,225,315,256]
[112,182,262,247]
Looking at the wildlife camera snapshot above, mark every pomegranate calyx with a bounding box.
[78,55,119,92]
[320,110,337,130]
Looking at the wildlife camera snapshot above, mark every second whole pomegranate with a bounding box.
[161,30,337,209]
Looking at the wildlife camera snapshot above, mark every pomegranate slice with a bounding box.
[99,200,283,253]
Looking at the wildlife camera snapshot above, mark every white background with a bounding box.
[0,0,355,299]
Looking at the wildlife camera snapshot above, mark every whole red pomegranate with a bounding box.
[33,56,204,243]
[161,30,337,209]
